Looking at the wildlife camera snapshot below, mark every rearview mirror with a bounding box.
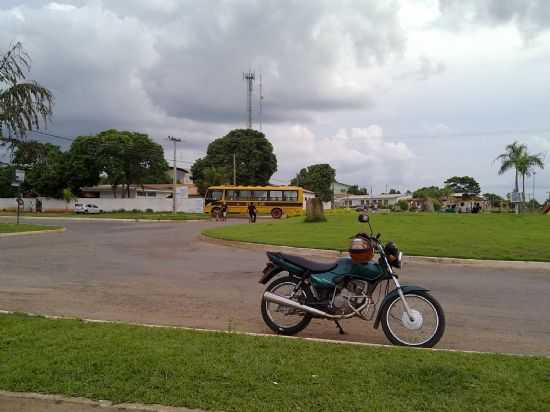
[358,213,369,223]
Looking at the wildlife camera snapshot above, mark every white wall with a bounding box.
[0,197,204,213]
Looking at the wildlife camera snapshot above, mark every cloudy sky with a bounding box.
[2,0,550,199]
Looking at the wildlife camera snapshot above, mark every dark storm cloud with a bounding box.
[1,0,405,139]
[438,0,550,39]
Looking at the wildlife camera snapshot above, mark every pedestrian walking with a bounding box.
[248,202,257,223]
[221,203,228,222]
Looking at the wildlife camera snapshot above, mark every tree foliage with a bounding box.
[0,42,54,139]
[444,176,481,195]
[290,164,335,202]
[495,141,527,193]
[13,141,67,198]
[484,193,505,208]
[495,141,545,205]
[0,165,16,197]
[95,129,169,197]
[347,185,368,195]
[412,186,450,199]
[2,130,169,199]
[191,129,277,195]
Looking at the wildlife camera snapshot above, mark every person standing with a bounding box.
[221,202,228,222]
[248,202,257,223]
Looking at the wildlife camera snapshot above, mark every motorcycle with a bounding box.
[259,213,445,347]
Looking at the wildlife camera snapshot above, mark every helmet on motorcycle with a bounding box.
[384,241,401,268]
[349,237,374,263]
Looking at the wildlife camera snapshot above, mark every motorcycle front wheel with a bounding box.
[380,290,445,348]
[261,276,312,335]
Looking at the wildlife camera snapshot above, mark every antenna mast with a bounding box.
[259,72,263,131]
[243,71,255,129]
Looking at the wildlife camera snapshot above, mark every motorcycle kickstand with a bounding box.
[334,320,345,335]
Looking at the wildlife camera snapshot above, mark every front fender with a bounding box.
[373,284,430,329]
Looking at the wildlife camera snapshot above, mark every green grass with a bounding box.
[0,223,61,234]
[0,211,207,220]
[204,212,550,262]
[0,314,548,412]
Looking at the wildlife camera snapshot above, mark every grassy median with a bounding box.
[0,313,549,412]
[0,223,61,234]
[204,212,550,262]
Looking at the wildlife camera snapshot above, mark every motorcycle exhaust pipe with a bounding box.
[263,291,337,319]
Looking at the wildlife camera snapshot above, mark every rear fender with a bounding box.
[259,263,285,284]
[373,284,429,329]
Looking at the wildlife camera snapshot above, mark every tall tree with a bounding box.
[0,165,16,197]
[483,193,505,208]
[191,129,277,194]
[96,129,169,198]
[0,42,53,140]
[516,151,545,203]
[444,176,481,195]
[495,141,527,194]
[12,141,67,198]
[290,164,335,202]
[66,135,102,194]
[347,185,368,195]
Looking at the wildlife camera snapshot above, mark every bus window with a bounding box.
[284,191,298,201]
[226,190,239,200]
[240,190,251,200]
[253,190,268,200]
[269,190,283,201]
[206,190,223,201]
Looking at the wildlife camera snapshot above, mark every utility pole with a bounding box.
[233,153,236,185]
[259,72,263,132]
[168,136,182,214]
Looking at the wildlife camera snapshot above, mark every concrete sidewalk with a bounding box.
[0,391,208,412]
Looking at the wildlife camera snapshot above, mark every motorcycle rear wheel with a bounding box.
[261,276,312,335]
[380,290,445,348]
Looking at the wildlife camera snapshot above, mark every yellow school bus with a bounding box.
[204,185,305,219]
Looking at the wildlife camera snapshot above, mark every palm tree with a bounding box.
[516,151,545,203]
[0,42,53,141]
[495,141,527,194]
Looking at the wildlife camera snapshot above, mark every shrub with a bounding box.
[131,208,141,213]
[145,208,154,213]
[398,199,409,211]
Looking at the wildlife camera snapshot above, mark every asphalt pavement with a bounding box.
[1,217,549,355]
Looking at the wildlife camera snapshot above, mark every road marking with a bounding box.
[0,228,65,238]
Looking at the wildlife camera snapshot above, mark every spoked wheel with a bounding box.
[381,290,445,348]
[261,276,312,335]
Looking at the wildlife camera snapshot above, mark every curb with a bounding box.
[0,215,206,223]
[199,235,550,270]
[1,309,544,358]
[0,390,210,412]
[0,228,65,238]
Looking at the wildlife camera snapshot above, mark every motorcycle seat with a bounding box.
[269,252,337,273]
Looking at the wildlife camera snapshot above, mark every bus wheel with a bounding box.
[271,208,283,219]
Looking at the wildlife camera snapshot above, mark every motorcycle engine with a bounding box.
[330,279,368,315]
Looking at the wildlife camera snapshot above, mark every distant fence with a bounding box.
[0,197,204,213]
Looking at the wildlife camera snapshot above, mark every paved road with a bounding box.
[1,217,549,355]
